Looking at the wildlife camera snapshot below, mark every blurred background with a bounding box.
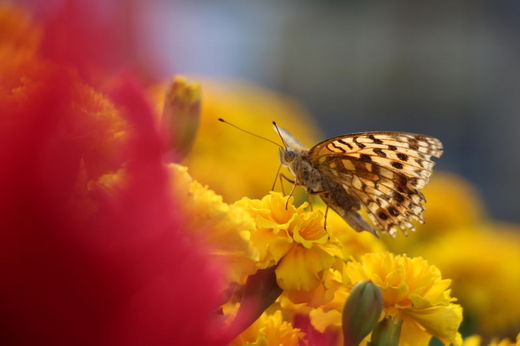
[133,0,520,223]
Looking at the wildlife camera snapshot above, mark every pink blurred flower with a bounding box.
[0,2,225,345]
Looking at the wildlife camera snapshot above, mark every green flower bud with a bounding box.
[162,76,201,160]
[369,316,402,346]
[342,280,383,346]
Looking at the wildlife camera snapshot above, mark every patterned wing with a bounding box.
[309,132,443,236]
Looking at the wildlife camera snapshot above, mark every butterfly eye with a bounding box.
[285,150,296,162]
[279,149,296,164]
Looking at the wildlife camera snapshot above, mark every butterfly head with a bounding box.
[279,148,297,165]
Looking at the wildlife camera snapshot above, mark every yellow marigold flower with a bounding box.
[419,225,520,336]
[304,269,348,333]
[169,163,258,285]
[279,268,347,334]
[344,252,463,346]
[462,335,482,346]
[324,205,386,258]
[275,205,384,333]
[235,192,344,292]
[178,79,321,201]
[385,172,487,253]
[462,334,520,346]
[420,172,487,231]
[228,309,306,346]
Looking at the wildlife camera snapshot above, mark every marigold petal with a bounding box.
[402,303,463,345]
[169,164,257,284]
[276,245,335,291]
[291,212,329,248]
[252,231,293,268]
[310,307,342,333]
[397,317,435,346]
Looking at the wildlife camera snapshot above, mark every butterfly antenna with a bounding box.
[218,118,283,148]
[272,121,288,149]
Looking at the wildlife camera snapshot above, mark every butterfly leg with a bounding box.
[279,173,296,197]
[278,175,286,195]
[324,204,329,230]
[285,182,298,210]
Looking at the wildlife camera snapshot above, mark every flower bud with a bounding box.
[161,75,201,160]
[342,280,383,346]
[369,316,402,346]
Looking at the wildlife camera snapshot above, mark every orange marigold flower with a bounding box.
[182,79,322,201]
[419,225,520,336]
[344,252,463,346]
[169,163,258,285]
[235,192,344,292]
[226,307,306,346]
[462,334,520,346]
[385,172,487,253]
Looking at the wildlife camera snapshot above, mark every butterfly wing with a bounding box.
[276,126,306,150]
[309,132,443,236]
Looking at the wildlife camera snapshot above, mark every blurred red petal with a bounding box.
[0,3,225,346]
[294,314,339,346]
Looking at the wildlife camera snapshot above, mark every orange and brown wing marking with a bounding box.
[320,156,427,236]
[310,132,443,160]
[311,132,443,236]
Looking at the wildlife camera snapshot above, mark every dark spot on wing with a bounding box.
[378,211,389,220]
[338,139,353,150]
[396,174,408,191]
[373,148,386,157]
[388,206,399,216]
[388,145,397,151]
[353,137,366,149]
[368,134,383,144]
[397,153,408,161]
[393,191,405,204]
[392,162,403,169]
[359,154,372,162]
[330,142,346,153]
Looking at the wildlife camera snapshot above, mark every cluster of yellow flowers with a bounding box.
[158,75,520,344]
[383,173,520,337]
[155,77,461,344]
[172,162,464,344]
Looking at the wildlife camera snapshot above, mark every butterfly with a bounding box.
[218,118,443,237]
[275,125,443,237]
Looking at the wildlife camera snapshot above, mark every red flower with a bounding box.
[0,3,225,345]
